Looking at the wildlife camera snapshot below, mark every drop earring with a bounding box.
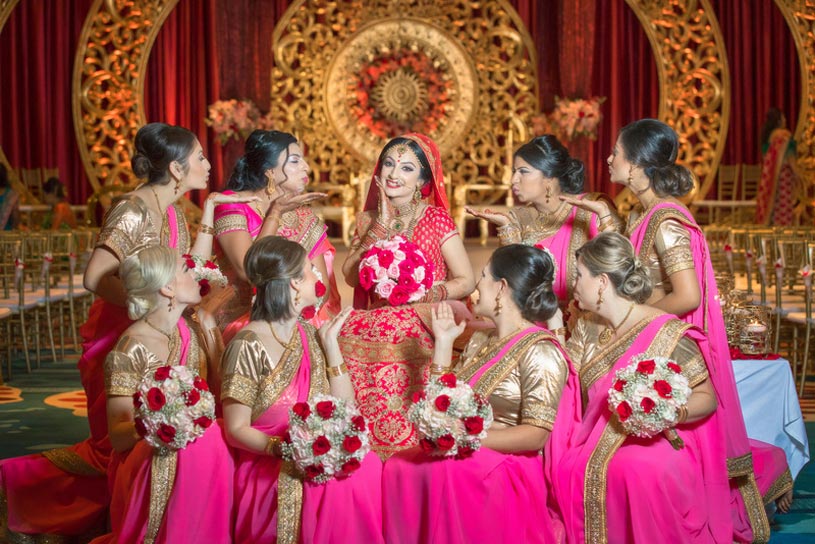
[596,288,604,311]
[294,290,301,309]
[414,184,422,203]
[174,177,181,195]
[494,293,503,316]
[545,186,552,205]
[169,294,176,311]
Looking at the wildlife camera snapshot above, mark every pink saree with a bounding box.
[214,193,341,343]
[226,324,383,544]
[383,327,578,544]
[628,202,791,542]
[549,315,732,543]
[91,318,233,544]
[0,196,189,541]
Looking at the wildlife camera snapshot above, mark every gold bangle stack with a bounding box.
[676,405,689,424]
[429,365,450,376]
[327,363,348,378]
[199,224,216,236]
[265,435,281,456]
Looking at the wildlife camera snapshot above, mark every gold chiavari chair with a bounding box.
[784,241,815,395]
[22,233,57,366]
[0,233,38,373]
[47,231,77,357]
[773,237,807,354]
[703,225,733,275]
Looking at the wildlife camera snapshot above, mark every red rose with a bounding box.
[193,376,209,391]
[411,390,426,403]
[463,416,484,435]
[185,388,201,406]
[312,435,331,456]
[388,286,411,306]
[636,359,656,375]
[134,417,147,437]
[408,251,426,267]
[154,366,171,381]
[292,402,311,420]
[315,281,327,298]
[667,362,682,374]
[654,380,673,399]
[456,446,474,459]
[132,392,143,409]
[352,415,366,432]
[419,438,435,453]
[397,274,418,290]
[341,458,361,474]
[438,373,457,388]
[359,266,375,290]
[146,387,166,411]
[301,306,316,320]
[199,279,211,297]
[436,434,455,451]
[422,271,434,289]
[194,416,213,428]
[184,257,196,269]
[434,395,451,412]
[615,401,633,422]
[378,251,394,269]
[613,379,626,392]
[398,259,415,275]
[304,464,325,480]
[157,423,176,444]
[640,397,656,414]
[316,400,336,419]
[343,435,362,453]
[204,260,218,269]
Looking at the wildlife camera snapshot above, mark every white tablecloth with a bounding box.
[733,358,810,479]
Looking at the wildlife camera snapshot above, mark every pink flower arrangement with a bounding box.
[182,254,227,297]
[133,365,215,454]
[531,96,605,141]
[281,394,371,484]
[407,373,494,458]
[205,99,275,145]
[358,236,434,306]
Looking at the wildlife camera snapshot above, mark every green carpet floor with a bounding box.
[1,355,813,540]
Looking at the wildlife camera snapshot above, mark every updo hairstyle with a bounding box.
[245,236,306,321]
[575,232,652,303]
[120,246,177,320]
[377,137,433,198]
[131,123,197,186]
[489,244,559,323]
[618,119,694,197]
[514,134,585,194]
[228,130,298,192]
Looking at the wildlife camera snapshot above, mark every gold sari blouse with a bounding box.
[626,214,694,301]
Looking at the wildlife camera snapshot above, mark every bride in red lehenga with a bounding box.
[338,133,475,457]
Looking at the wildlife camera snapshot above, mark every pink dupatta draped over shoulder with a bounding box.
[548,315,732,543]
[628,202,791,542]
[383,327,578,544]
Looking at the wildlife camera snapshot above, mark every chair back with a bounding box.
[741,164,762,200]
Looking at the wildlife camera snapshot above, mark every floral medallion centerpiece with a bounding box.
[358,236,434,306]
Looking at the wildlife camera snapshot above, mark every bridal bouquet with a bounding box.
[358,235,434,306]
[607,355,692,450]
[281,394,371,484]
[133,365,216,454]
[408,373,494,458]
[182,254,228,297]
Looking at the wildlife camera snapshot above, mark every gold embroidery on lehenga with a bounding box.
[762,468,793,504]
[145,452,177,544]
[40,448,104,477]
[735,471,771,543]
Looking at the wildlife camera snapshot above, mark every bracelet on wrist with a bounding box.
[265,435,282,456]
[327,363,348,379]
[199,224,215,236]
[429,364,450,376]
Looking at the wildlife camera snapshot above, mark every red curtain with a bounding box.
[0,0,94,203]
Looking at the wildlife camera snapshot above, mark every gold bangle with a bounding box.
[265,435,281,456]
[199,224,216,236]
[553,327,567,337]
[429,365,449,376]
[327,363,348,378]
[677,405,689,424]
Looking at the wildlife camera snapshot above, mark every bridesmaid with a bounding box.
[221,236,383,543]
[92,246,233,543]
[383,245,578,544]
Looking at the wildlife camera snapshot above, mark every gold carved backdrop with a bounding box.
[270,0,538,188]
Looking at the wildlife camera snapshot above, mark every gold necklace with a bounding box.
[391,200,420,232]
[534,201,570,232]
[269,321,297,351]
[598,302,636,346]
[149,186,167,234]
[143,316,180,363]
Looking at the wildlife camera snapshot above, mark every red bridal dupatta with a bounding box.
[628,202,791,542]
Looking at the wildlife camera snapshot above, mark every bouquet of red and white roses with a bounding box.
[182,254,228,297]
[281,394,371,484]
[607,355,692,450]
[407,373,493,458]
[133,365,216,454]
[358,236,434,306]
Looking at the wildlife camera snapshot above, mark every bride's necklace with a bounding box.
[534,201,570,231]
[143,316,180,362]
[391,200,420,232]
[269,321,297,351]
[598,302,635,346]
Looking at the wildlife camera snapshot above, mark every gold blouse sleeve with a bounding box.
[104,336,150,397]
[214,209,249,237]
[96,196,153,262]
[654,219,694,275]
[670,335,709,387]
[221,332,272,407]
[518,341,569,430]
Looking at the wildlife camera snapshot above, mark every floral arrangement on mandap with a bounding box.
[182,254,228,297]
[281,394,371,484]
[205,99,275,145]
[408,372,494,458]
[531,96,606,141]
[133,365,216,454]
[358,236,434,306]
[607,354,692,450]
